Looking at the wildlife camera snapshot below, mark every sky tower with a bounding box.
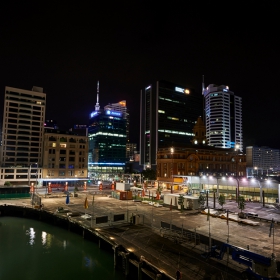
[95,81,100,111]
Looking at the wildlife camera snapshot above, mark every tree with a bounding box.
[4,181,11,186]
[238,196,246,219]
[238,196,246,212]
[178,194,184,211]
[218,194,226,209]
[198,193,206,209]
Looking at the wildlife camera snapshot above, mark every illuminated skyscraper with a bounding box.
[88,83,127,180]
[140,80,203,170]
[0,86,46,183]
[203,84,243,151]
[104,100,130,141]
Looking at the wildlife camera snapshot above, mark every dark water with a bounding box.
[0,217,124,280]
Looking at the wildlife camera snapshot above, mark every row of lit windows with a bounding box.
[47,137,86,143]
[46,170,86,177]
[48,143,86,149]
[6,90,45,98]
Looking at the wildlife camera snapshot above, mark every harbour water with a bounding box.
[0,216,124,279]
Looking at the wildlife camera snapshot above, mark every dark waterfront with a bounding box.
[0,217,124,280]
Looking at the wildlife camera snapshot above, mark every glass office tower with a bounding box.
[88,108,127,180]
[140,80,203,170]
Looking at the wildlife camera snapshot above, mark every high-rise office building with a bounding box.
[126,143,137,160]
[104,100,130,142]
[88,83,127,180]
[246,146,280,177]
[0,86,46,183]
[140,80,203,170]
[203,84,243,151]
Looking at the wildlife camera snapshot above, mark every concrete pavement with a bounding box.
[1,188,280,279]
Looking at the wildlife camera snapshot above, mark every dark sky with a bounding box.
[1,1,280,148]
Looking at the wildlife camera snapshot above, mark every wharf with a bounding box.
[1,190,280,279]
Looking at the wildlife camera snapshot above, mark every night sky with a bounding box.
[1,2,280,149]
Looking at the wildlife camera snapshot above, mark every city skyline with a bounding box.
[1,2,280,149]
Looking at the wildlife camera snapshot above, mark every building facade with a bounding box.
[140,80,203,170]
[246,146,280,177]
[0,86,46,184]
[88,107,127,181]
[104,100,130,141]
[126,143,137,160]
[203,84,243,151]
[157,145,246,183]
[42,131,88,180]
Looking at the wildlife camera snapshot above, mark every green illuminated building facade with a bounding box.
[88,109,127,180]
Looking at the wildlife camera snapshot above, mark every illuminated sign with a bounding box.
[105,110,122,117]
[90,111,98,118]
[175,87,190,94]
[175,87,184,93]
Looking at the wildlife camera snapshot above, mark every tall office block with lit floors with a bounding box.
[203,84,243,151]
[140,80,203,170]
[0,86,46,184]
[87,83,127,180]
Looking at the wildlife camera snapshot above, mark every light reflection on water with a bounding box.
[0,217,124,280]
[26,227,36,245]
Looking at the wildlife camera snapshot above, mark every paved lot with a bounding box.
[1,188,280,279]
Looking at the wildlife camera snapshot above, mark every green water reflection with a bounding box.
[0,217,124,279]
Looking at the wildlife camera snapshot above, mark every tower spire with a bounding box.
[202,75,205,95]
[95,80,100,111]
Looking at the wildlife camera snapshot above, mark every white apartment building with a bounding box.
[246,146,280,177]
[203,84,243,151]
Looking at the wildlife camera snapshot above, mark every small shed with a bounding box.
[111,190,132,200]
[116,182,131,191]
[164,194,199,210]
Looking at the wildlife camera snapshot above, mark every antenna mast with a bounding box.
[95,81,100,111]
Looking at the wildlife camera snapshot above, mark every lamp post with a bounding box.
[35,162,38,193]
[28,164,31,187]
[170,147,174,194]
[254,166,258,178]
[45,176,48,196]
[251,178,263,206]
[229,177,239,203]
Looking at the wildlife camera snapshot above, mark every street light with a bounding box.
[28,163,37,189]
[35,163,38,193]
[170,147,174,194]
[28,164,32,187]
[254,166,258,178]
[251,178,263,205]
[229,176,240,203]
